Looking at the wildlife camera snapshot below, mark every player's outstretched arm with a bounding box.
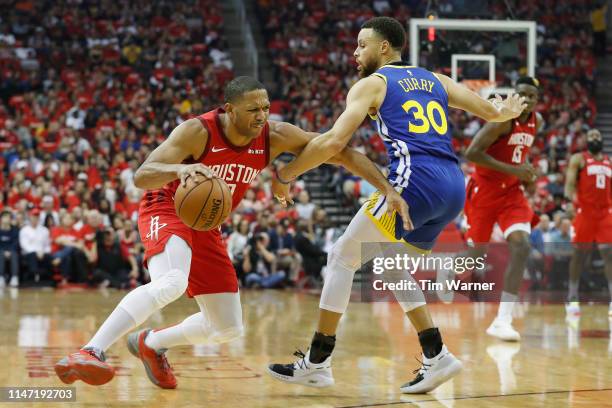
[269,121,412,230]
[276,76,385,182]
[435,74,526,122]
[133,118,213,190]
[564,153,583,202]
[465,121,537,182]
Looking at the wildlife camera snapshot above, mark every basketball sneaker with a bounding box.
[127,329,177,389]
[9,276,18,288]
[54,347,115,385]
[608,302,612,317]
[400,345,463,394]
[267,349,334,387]
[565,301,581,317]
[486,318,520,342]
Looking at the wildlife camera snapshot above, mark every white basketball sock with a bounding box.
[85,305,139,352]
[496,291,518,323]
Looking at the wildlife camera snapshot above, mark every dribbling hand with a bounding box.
[178,163,216,187]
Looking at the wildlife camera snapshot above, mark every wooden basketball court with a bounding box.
[0,288,610,407]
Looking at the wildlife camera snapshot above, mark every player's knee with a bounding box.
[508,236,530,258]
[210,324,244,344]
[146,268,189,308]
[328,236,361,272]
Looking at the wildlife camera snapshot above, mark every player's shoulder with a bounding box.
[167,118,209,154]
[178,117,208,135]
[267,120,291,138]
[569,151,586,167]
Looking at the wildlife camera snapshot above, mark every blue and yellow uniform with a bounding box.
[365,62,465,251]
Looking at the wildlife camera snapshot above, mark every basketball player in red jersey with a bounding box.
[564,129,612,317]
[463,77,542,341]
[53,76,409,388]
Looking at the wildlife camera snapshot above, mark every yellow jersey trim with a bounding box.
[364,191,431,255]
[371,72,387,84]
[380,64,417,69]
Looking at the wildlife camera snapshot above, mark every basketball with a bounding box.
[174,177,232,231]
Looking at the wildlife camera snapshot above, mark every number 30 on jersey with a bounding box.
[402,100,448,135]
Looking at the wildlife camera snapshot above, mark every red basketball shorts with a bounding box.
[464,178,534,243]
[137,202,238,296]
[572,207,612,244]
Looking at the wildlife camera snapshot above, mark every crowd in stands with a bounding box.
[0,0,607,291]
[0,0,236,288]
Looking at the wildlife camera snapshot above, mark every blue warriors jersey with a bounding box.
[364,62,465,251]
[369,62,457,189]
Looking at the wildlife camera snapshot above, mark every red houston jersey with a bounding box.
[474,112,537,189]
[143,108,270,213]
[576,151,611,211]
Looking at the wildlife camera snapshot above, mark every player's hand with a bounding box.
[271,176,294,208]
[385,188,413,231]
[178,163,216,187]
[513,163,537,183]
[523,180,537,195]
[492,93,527,121]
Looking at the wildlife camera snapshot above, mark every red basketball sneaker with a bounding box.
[54,348,115,386]
[127,329,177,389]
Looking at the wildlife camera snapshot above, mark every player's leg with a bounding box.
[269,164,464,393]
[54,235,191,386]
[127,292,243,389]
[567,246,589,314]
[600,246,612,317]
[566,211,594,316]
[134,293,243,350]
[126,230,242,388]
[486,193,532,341]
[485,229,530,341]
[398,186,465,393]
[267,204,394,387]
[596,211,612,316]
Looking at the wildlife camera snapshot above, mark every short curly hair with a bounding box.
[361,17,406,51]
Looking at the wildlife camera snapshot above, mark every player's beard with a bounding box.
[587,139,603,154]
[358,58,379,78]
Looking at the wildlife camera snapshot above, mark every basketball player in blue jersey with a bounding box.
[268,17,526,393]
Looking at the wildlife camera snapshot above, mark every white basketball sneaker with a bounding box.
[9,276,18,288]
[565,301,581,317]
[486,318,520,341]
[400,345,463,394]
[267,349,334,388]
[608,302,612,318]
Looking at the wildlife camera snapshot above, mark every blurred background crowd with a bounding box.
[0,0,608,292]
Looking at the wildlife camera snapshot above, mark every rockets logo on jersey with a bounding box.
[146,216,167,241]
